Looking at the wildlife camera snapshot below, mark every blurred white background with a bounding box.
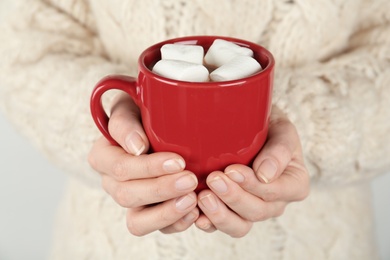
[0,115,67,260]
[0,1,389,260]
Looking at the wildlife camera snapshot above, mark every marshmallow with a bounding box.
[152,60,209,82]
[204,39,254,68]
[161,44,204,64]
[210,55,262,82]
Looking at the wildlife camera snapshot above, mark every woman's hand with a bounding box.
[88,93,199,236]
[195,107,310,237]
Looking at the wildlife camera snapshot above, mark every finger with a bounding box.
[108,93,149,155]
[89,137,186,181]
[197,190,253,238]
[225,163,310,202]
[252,107,302,183]
[126,192,197,236]
[101,171,198,208]
[262,161,310,202]
[195,214,217,233]
[206,171,288,222]
[160,207,200,234]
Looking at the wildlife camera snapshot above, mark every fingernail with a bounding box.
[163,158,186,173]
[182,210,198,223]
[257,159,278,183]
[197,222,212,230]
[226,170,245,183]
[175,174,198,191]
[125,132,145,156]
[209,176,228,193]
[176,194,196,211]
[200,194,218,211]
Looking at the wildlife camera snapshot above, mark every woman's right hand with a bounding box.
[88,93,199,236]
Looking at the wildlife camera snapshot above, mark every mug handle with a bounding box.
[90,75,139,146]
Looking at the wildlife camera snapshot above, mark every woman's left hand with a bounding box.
[195,107,310,237]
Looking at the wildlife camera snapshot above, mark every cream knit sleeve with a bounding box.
[273,2,390,185]
[0,0,128,187]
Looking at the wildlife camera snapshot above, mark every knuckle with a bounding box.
[100,177,110,193]
[272,117,296,134]
[111,155,129,181]
[246,207,267,222]
[297,185,310,201]
[273,206,286,218]
[294,169,311,201]
[114,186,128,206]
[273,142,291,161]
[87,152,97,170]
[262,187,280,202]
[230,225,251,238]
[114,186,135,208]
[126,215,144,237]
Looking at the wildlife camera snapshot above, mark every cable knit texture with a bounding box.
[0,0,389,259]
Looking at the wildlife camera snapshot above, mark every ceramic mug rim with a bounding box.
[138,35,275,89]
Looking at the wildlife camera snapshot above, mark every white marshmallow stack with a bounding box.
[152,43,209,82]
[152,39,262,82]
[161,44,204,64]
[153,60,209,82]
[210,56,262,82]
[204,39,254,68]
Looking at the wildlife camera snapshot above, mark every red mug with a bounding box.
[90,36,275,192]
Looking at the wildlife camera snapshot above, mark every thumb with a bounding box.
[108,93,149,155]
[253,107,300,183]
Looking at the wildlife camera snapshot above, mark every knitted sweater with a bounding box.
[0,0,389,259]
